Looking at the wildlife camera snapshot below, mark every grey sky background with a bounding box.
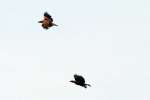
[0,0,150,100]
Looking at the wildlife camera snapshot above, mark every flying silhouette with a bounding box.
[38,12,58,29]
[70,74,91,88]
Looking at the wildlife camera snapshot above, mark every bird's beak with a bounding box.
[70,80,75,83]
[38,21,43,23]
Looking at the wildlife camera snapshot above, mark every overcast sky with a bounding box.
[0,0,150,100]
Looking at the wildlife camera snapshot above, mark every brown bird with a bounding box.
[38,12,58,29]
[70,74,91,88]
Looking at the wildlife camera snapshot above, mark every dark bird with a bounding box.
[38,12,58,29]
[70,74,91,88]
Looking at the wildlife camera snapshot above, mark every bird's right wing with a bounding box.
[74,74,85,83]
[44,12,53,22]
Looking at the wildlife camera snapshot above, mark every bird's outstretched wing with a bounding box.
[74,74,85,84]
[44,12,53,22]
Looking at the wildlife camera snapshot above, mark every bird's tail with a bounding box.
[85,84,91,87]
[52,23,58,26]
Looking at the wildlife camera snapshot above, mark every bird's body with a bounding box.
[38,12,58,29]
[70,74,91,88]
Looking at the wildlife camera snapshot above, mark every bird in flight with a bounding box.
[38,12,58,29]
[70,74,91,88]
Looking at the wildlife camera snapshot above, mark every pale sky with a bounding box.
[0,0,150,100]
